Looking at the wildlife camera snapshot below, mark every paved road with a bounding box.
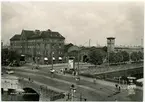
[4,65,143,101]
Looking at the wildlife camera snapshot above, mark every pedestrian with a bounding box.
[115,84,118,88]
[29,77,30,81]
[63,70,65,75]
[93,78,96,84]
[118,86,121,92]
[74,71,76,76]
[40,85,42,90]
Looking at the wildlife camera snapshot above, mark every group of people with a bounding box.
[60,69,66,75]
[115,84,121,92]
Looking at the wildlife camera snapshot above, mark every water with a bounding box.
[2,90,39,101]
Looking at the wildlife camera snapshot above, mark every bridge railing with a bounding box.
[80,63,143,75]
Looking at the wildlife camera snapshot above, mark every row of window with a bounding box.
[11,39,64,45]
[11,43,63,48]
[11,46,22,48]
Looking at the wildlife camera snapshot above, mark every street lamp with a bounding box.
[70,84,76,101]
[51,51,54,70]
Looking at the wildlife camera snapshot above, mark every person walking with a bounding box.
[115,84,118,88]
[115,99,118,102]
[118,86,121,92]
[29,77,30,81]
[93,78,96,85]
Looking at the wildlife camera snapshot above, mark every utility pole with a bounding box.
[80,93,82,101]
[50,45,54,78]
[107,49,110,70]
[89,39,91,47]
[77,50,79,76]
[51,51,54,70]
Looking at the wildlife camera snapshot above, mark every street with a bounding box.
[6,64,143,101]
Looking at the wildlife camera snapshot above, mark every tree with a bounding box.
[131,52,140,62]
[115,52,123,63]
[121,51,129,62]
[2,49,21,65]
[138,51,143,60]
[108,52,116,63]
[102,46,107,52]
[2,48,9,65]
[88,48,106,65]
[8,50,20,62]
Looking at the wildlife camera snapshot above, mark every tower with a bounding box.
[107,37,115,52]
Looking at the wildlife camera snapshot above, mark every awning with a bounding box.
[44,57,48,60]
[127,77,136,80]
[53,57,55,60]
[59,57,62,60]
[21,55,25,56]
[136,78,143,83]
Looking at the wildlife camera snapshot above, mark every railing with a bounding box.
[80,63,143,75]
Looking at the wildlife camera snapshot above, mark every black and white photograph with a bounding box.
[1,1,144,101]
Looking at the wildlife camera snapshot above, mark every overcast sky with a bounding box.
[1,1,144,47]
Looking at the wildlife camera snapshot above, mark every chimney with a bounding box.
[47,29,51,32]
[34,29,40,35]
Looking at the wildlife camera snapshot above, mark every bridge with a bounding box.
[1,76,66,101]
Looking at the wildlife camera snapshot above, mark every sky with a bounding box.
[1,1,144,47]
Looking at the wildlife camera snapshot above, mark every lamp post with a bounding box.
[51,51,54,70]
[70,84,76,101]
[77,50,80,76]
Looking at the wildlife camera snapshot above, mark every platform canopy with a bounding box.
[44,57,48,60]
[59,57,62,60]
[68,45,80,53]
[21,55,25,56]
[53,57,55,60]
[136,78,143,83]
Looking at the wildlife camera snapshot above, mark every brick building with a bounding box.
[10,29,65,64]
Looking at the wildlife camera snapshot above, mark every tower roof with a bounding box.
[107,37,115,39]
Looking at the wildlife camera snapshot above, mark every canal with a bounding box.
[2,89,39,101]
[1,74,39,101]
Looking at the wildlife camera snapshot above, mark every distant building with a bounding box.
[106,37,143,53]
[115,46,143,54]
[10,29,65,64]
[1,41,10,50]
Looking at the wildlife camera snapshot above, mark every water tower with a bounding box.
[107,37,115,52]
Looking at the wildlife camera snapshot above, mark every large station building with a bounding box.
[10,29,65,64]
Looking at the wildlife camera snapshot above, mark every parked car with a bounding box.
[6,70,14,74]
[9,60,20,67]
[50,69,55,73]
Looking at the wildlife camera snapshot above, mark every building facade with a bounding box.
[10,29,65,64]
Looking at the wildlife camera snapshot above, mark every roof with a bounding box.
[107,37,115,39]
[10,29,65,41]
[22,30,35,39]
[40,31,65,39]
[10,34,21,41]
[28,30,65,39]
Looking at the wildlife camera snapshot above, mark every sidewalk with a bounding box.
[57,72,143,91]
[25,62,93,68]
